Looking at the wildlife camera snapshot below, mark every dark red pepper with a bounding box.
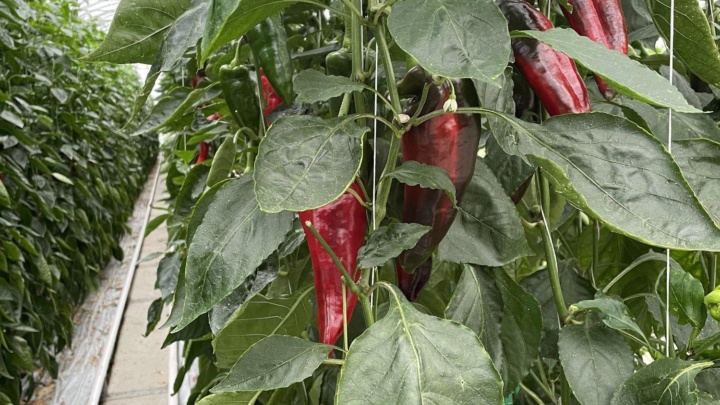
[299,182,367,346]
[562,0,628,99]
[395,67,481,301]
[499,0,591,116]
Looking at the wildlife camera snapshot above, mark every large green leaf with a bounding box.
[356,224,430,269]
[387,0,510,82]
[197,392,261,405]
[336,283,504,404]
[127,1,209,123]
[572,295,648,346]
[438,158,532,266]
[200,0,294,63]
[513,28,698,113]
[384,161,457,206]
[493,111,720,251]
[254,115,367,213]
[446,267,542,396]
[611,358,713,405]
[650,0,720,88]
[175,178,294,331]
[559,324,634,405]
[212,336,331,392]
[213,287,314,369]
[294,70,365,104]
[657,267,706,329]
[85,0,192,64]
[673,139,720,226]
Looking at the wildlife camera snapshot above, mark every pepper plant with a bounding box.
[92,0,720,403]
[0,0,158,402]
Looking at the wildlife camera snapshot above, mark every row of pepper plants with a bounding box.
[91,0,720,403]
[0,0,158,402]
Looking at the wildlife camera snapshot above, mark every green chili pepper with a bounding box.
[219,43,261,132]
[247,15,294,104]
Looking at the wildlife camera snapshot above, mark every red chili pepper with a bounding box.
[299,182,367,345]
[499,0,591,116]
[206,112,222,121]
[191,69,206,89]
[261,70,283,117]
[196,142,210,164]
[395,67,481,301]
[563,0,628,99]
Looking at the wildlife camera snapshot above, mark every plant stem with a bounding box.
[350,0,366,126]
[520,383,545,405]
[711,253,718,289]
[529,369,556,403]
[322,358,345,366]
[591,219,600,289]
[342,284,349,354]
[560,370,572,405]
[303,222,363,297]
[370,21,404,225]
[360,294,375,327]
[537,170,568,320]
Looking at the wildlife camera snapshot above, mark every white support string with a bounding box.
[370,40,379,307]
[665,0,676,358]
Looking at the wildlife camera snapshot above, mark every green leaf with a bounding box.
[197,392,261,405]
[213,287,314,369]
[212,336,331,392]
[673,139,720,226]
[437,158,532,266]
[356,224,430,269]
[126,1,209,124]
[175,177,294,331]
[572,295,649,346]
[201,0,293,63]
[254,115,367,213]
[384,160,457,206]
[156,83,221,132]
[144,213,169,237]
[0,110,23,128]
[51,173,73,185]
[513,28,698,113]
[559,324,634,405]
[85,0,192,64]
[206,136,236,188]
[387,0,510,82]
[649,0,720,88]
[446,267,542,396]
[134,87,191,135]
[611,358,712,405]
[493,111,720,251]
[336,283,504,404]
[657,267,706,329]
[294,70,365,104]
[0,181,11,208]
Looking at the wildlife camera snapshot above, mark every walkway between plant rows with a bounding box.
[100,170,171,404]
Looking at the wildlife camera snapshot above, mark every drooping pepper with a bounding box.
[247,15,294,105]
[219,47,261,132]
[498,0,591,116]
[562,0,628,99]
[395,67,482,301]
[299,182,367,345]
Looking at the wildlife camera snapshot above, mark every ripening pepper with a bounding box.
[261,70,283,117]
[498,0,591,116]
[395,67,482,301]
[299,182,367,345]
[562,0,628,99]
[248,15,294,104]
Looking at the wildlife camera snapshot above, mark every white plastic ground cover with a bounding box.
[50,162,161,405]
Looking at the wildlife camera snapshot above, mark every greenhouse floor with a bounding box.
[27,161,183,405]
